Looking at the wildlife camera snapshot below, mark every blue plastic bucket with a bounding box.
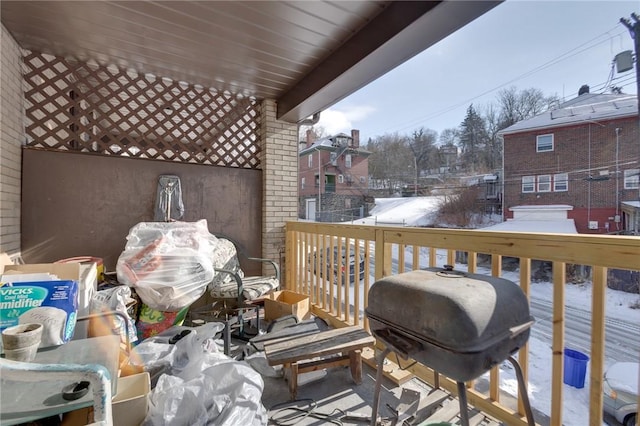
[563,348,589,388]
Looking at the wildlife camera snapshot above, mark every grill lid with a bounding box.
[366,268,533,354]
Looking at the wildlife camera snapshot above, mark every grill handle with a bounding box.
[509,320,535,338]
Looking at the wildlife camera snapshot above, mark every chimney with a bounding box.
[578,84,589,96]
[351,129,360,148]
[306,129,315,147]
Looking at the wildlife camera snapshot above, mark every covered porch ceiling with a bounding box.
[1,1,501,123]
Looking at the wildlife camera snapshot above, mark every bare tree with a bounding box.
[482,103,503,170]
[497,86,556,128]
[408,127,439,181]
[298,125,329,142]
[439,128,459,147]
[367,133,412,194]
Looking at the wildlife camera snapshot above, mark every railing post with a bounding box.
[518,258,531,417]
[284,225,294,291]
[550,261,566,426]
[589,266,607,426]
[374,228,386,281]
[489,255,503,402]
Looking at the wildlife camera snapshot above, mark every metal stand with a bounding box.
[456,381,470,426]
[508,355,535,426]
[370,347,391,426]
[454,356,535,426]
[370,342,535,426]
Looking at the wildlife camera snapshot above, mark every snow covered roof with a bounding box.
[480,218,578,234]
[481,204,577,233]
[500,93,638,135]
[622,201,640,208]
[510,204,573,211]
[299,133,371,156]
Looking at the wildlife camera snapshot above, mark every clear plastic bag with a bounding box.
[90,285,138,344]
[116,220,217,311]
[132,323,268,426]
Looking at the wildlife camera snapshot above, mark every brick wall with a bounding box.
[0,24,24,255]
[503,117,639,233]
[260,99,298,285]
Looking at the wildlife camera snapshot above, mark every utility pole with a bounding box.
[620,13,640,204]
[620,13,639,126]
[414,156,418,196]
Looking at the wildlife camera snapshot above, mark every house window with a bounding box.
[554,173,568,192]
[345,154,352,168]
[360,176,365,184]
[301,177,305,189]
[537,175,551,192]
[624,169,639,189]
[522,176,535,193]
[338,174,344,184]
[536,134,553,152]
[330,152,337,165]
[308,153,313,167]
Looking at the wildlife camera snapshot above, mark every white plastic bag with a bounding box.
[133,323,268,426]
[143,360,267,426]
[116,220,217,311]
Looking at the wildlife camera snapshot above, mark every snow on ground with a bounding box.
[343,197,640,425]
[351,196,442,227]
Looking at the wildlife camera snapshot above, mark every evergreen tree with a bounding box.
[458,104,488,172]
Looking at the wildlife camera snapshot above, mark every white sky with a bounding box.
[316,1,638,143]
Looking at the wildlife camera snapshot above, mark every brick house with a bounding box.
[298,129,371,221]
[501,91,639,234]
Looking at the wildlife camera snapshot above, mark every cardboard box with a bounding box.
[0,263,82,347]
[264,290,310,322]
[1,262,96,318]
[0,262,98,341]
[62,371,150,426]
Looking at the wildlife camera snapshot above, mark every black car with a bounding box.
[309,245,366,284]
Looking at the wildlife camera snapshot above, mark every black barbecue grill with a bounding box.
[365,266,535,426]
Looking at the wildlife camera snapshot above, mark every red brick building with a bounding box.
[298,129,370,221]
[501,92,639,234]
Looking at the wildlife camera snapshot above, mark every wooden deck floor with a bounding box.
[253,346,506,426]
[226,315,539,426]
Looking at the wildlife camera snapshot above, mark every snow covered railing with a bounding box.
[284,221,640,426]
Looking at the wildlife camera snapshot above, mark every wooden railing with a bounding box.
[284,221,640,426]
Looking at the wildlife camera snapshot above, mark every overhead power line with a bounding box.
[383,26,633,136]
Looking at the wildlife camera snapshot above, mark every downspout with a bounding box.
[500,134,505,221]
[298,112,321,127]
[297,112,321,220]
[615,127,621,230]
[587,124,591,225]
[318,146,322,221]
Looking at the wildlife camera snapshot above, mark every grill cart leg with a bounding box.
[371,347,392,426]
[507,356,535,426]
[457,381,470,426]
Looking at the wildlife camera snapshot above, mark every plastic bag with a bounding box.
[129,323,225,386]
[143,361,267,426]
[131,323,268,425]
[135,302,189,341]
[116,220,217,311]
[90,285,138,344]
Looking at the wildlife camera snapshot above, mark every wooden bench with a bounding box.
[263,325,376,400]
